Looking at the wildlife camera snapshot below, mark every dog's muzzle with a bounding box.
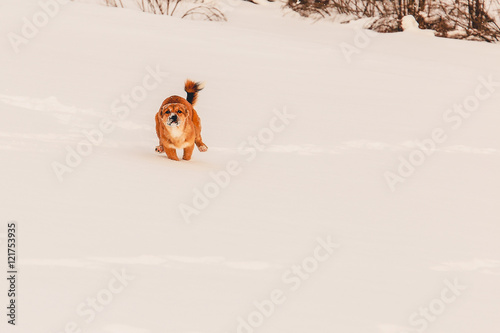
[167,114,179,126]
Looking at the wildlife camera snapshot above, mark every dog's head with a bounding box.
[159,103,189,128]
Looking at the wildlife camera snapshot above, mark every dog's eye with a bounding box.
[166,111,171,114]
[177,110,182,114]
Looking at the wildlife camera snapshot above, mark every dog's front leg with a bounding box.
[165,148,180,161]
[183,145,195,161]
[195,140,208,152]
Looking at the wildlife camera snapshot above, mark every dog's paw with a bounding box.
[198,145,208,152]
[155,145,164,153]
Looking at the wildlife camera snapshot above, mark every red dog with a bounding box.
[155,80,208,161]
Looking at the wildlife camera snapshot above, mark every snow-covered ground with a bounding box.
[1,1,500,332]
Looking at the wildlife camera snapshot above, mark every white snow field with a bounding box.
[1,0,500,332]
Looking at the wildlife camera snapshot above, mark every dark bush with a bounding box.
[285,0,500,42]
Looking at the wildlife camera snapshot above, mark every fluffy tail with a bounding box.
[185,79,204,105]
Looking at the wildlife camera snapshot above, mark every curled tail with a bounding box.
[185,79,205,105]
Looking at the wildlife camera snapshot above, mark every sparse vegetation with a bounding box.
[104,0,227,21]
[285,0,500,42]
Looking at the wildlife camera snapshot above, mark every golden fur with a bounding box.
[155,80,207,161]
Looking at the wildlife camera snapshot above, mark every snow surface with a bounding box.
[1,1,500,333]
[401,15,435,37]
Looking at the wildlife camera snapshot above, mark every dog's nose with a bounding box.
[171,114,178,121]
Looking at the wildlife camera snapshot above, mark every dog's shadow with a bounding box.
[154,152,217,169]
